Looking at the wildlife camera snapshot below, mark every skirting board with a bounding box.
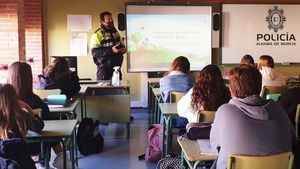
[131,101,147,108]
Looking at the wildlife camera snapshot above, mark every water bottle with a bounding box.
[111,66,120,86]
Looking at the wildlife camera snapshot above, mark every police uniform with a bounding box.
[90,26,124,80]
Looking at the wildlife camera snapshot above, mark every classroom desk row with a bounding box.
[177,137,217,169]
[26,120,78,169]
[78,81,131,138]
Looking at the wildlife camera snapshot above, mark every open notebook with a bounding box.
[197,139,218,155]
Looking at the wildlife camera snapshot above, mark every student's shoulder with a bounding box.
[216,103,239,116]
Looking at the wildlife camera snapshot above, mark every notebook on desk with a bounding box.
[197,139,218,155]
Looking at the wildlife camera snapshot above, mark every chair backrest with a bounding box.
[261,85,286,98]
[295,104,300,139]
[33,89,61,99]
[227,151,294,169]
[170,91,187,103]
[266,93,281,101]
[196,111,216,123]
[32,108,42,117]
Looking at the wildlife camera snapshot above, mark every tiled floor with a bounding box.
[77,108,157,169]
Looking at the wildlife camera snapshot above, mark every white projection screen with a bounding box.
[222,4,300,64]
[126,4,212,72]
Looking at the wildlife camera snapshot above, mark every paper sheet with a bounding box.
[197,139,218,155]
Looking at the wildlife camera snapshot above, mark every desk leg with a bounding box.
[71,132,75,169]
[126,122,130,138]
[193,161,201,169]
[165,116,172,155]
[154,98,158,124]
[156,98,162,124]
[181,151,185,169]
[84,95,87,118]
[80,97,84,120]
[45,144,50,169]
[40,142,44,160]
[62,140,67,169]
[75,125,78,166]
[162,115,166,157]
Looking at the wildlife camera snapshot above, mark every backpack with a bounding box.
[145,124,163,163]
[77,118,104,156]
[0,138,35,169]
[186,122,212,140]
[156,154,181,169]
[0,157,20,169]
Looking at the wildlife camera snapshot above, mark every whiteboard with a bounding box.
[222,4,300,64]
[126,4,212,72]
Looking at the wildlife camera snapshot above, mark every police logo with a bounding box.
[266,6,286,32]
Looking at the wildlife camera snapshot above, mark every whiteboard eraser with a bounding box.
[282,62,290,65]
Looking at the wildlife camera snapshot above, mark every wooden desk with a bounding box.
[159,103,178,156]
[48,99,79,119]
[26,120,78,169]
[177,137,217,169]
[81,81,131,138]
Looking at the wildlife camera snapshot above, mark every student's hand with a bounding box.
[120,47,127,54]
[18,100,35,117]
[112,44,120,54]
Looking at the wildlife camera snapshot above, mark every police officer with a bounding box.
[90,11,127,80]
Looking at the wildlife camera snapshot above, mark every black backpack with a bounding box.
[77,118,104,156]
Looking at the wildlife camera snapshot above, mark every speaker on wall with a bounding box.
[117,13,126,31]
[212,12,220,48]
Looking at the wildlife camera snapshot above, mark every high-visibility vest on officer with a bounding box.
[90,11,126,80]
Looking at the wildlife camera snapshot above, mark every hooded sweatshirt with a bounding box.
[210,95,293,169]
[260,66,285,87]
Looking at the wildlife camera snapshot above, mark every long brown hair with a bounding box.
[43,57,71,80]
[191,64,231,111]
[165,56,190,76]
[7,61,33,101]
[0,84,27,140]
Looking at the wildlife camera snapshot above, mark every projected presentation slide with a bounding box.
[126,5,212,72]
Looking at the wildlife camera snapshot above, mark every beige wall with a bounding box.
[44,0,300,105]
[44,0,142,101]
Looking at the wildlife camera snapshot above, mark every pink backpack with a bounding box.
[145,124,163,163]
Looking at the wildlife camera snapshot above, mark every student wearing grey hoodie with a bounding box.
[210,65,293,169]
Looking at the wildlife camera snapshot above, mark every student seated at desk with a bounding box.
[177,64,231,123]
[240,54,255,67]
[257,55,285,87]
[7,61,64,166]
[160,56,194,127]
[41,57,81,99]
[278,85,300,127]
[159,56,194,103]
[7,61,55,120]
[210,65,293,169]
[0,84,44,169]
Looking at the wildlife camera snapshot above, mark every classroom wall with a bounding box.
[44,0,300,106]
[44,0,143,101]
